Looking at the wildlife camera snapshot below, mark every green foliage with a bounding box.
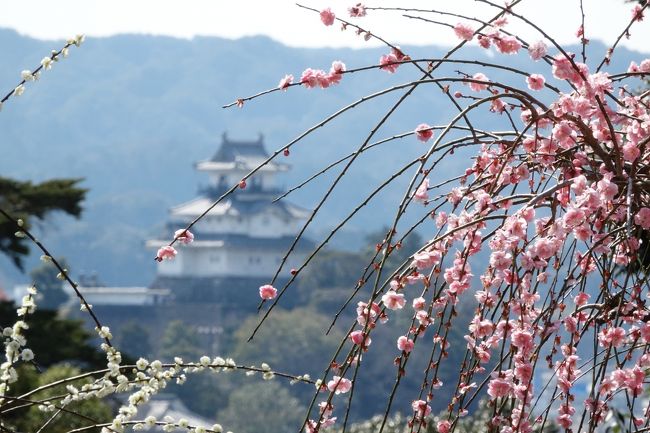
[0,176,86,270]
[159,320,203,361]
[299,229,423,314]
[116,321,152,359]
[299,249,368,294]
[157,321,228,417]
[218,382,306,433]
[300,227,424,296]
[334,413,409,433]
[0,300,105,369]
[232,308,344,378]
[362,227,424,270]
[7,364,112,433]
[339,399,560,433]
[170,373,232,419]
[30,257,70,310]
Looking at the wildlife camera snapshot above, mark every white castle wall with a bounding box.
[190,212,300,237]
[157,246,303,278]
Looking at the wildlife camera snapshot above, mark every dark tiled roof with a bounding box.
[163,223,315,250]
[170,194,310,218]
[211,132,269,162]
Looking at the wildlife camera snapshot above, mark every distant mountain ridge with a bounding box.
[0,28,647,287]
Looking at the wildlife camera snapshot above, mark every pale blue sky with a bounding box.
[0,0,648,53]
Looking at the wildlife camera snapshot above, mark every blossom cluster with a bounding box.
[0,34,84,112]
[0,286,37,399]
[155,229,195,261]
[269,3,650,433]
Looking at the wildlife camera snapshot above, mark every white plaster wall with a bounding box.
[157,245,306,278]
[193,212,300,238]
[223,250,276,277]
[157,251,184,276]
[224,249,305,277]
[249,212,298,237]
[84,292,151,306]
[183,248,228,277]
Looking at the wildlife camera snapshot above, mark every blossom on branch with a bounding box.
[414,123,434,142]
[278,74,293,90]
[320,8,335,26]
[348,3,367,18]
[259,284,277,300]
[526,74,545,91]
[453,22,475,41]
[327,376,352,394]
[155,246,177,261]
[174,229,194,244]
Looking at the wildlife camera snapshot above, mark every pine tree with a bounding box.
[0,176,86,269]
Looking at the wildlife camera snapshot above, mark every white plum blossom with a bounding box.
[41,56,53,70]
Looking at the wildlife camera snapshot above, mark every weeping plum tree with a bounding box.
[3,2,650,433]
[214,2,650,432]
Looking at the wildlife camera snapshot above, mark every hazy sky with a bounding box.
[0,0,648,53]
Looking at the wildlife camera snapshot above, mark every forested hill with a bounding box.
[0,28,646,287]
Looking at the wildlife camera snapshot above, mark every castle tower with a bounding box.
[147,133,311,306]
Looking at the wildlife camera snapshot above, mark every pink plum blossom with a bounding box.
[382,291,406,310]
[526,74,545,91]
[574,292,590,306]
[397,335,414,352]
[490,97,506,113]
[349,330,371,347]
[259,284,277,300]
[348,3,366,17]
[300,68,322,88]
[174,229,194,244]
[327,376,352,394]
[641,59,650,72]
[414,178,429,202]
[478,35,491,49]
[511,329,534,352]
[437,420,451,433]
[379,53,400,73]
[623,142,640,161]
[412,297,426,310]
[494,35,522,54]
[320,8,335,26]
[415,123,434,142]
[412,400,432,418]
[469,73,489,92]
[528,40,547,61]
[278,74,293,90]
[488,376,512,398]
[598,327,626,348]
[635,208,650,229]
[156,246,177,262]
[328,60,346,85]
[453,23,474,41]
